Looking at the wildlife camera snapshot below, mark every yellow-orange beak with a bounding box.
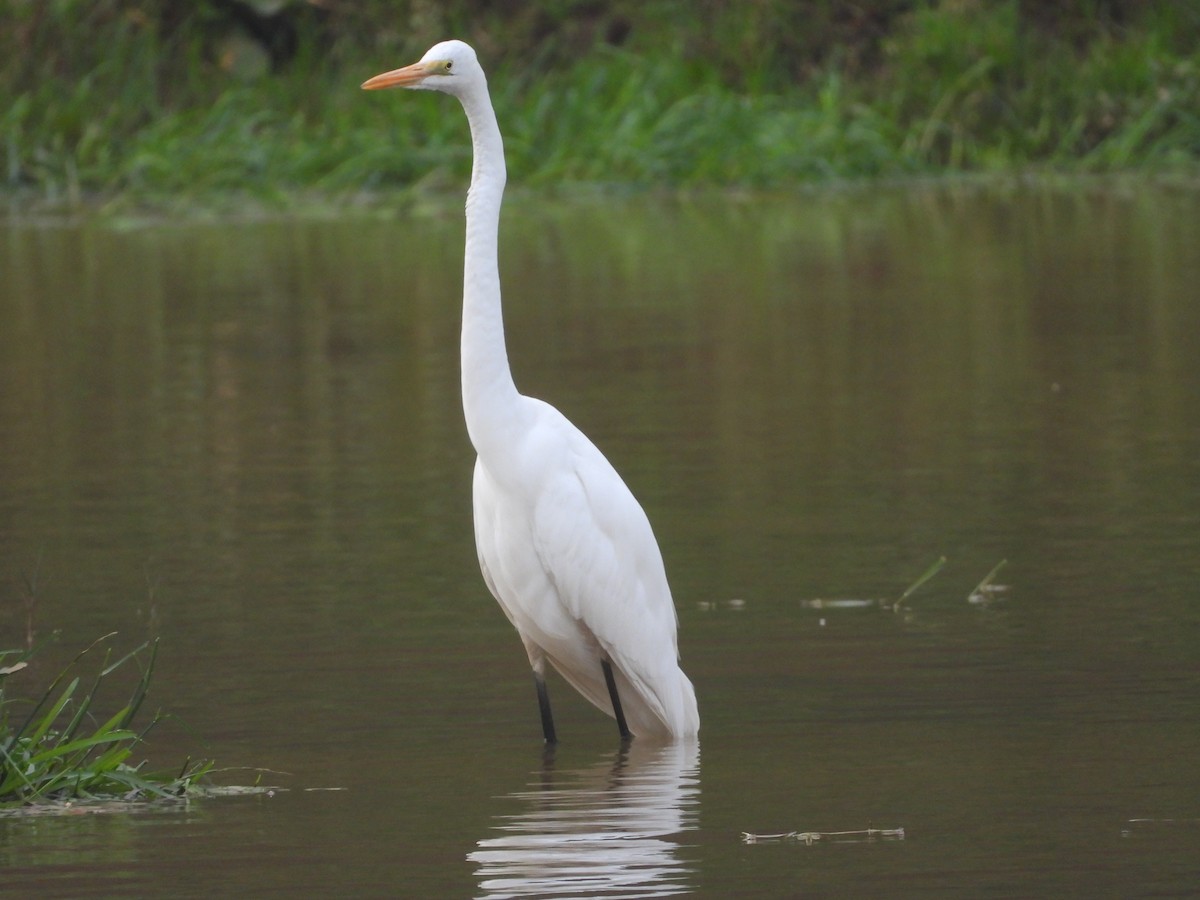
[361,60,442,91]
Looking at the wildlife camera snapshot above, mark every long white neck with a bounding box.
[458,81,521,456]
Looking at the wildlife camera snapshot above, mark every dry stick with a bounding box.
[742,827,905,844]
[968,558,1008,600]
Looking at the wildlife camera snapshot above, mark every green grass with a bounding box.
[0,634,213,809]
[1,1,1198,211]
[893,555,949,611]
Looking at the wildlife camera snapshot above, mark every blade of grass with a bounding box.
[119,638,157,729]
[30,729,137,765]
[57,705,136,772]
[101,639,150,678]
[57,645,118,747]
[24,677,79,746]
[10,632,116,742]
[894,555,948,611]
[969,559,1008,598]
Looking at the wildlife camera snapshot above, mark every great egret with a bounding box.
[363,40,699,742]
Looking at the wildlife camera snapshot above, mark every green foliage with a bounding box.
[875,1,1200,170]
[0,635,212,809]
[0,1,1197,207]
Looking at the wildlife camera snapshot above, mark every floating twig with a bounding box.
[742,827,905,845]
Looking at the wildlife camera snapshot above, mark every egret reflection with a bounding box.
[470,740,700,898]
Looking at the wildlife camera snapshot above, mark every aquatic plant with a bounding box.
[891,555,948,612]
[0,634,213,808]
[967,559,1009,606]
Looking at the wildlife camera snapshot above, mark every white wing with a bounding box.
[473,397,696,737]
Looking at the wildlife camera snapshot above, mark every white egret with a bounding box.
[363,40,699,742]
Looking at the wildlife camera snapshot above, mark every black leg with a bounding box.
[534,672,557,744]
[601,659,632,740]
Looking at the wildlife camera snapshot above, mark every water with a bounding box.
[1,181,1198,896]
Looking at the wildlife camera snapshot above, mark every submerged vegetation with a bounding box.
[0,635,212,809]
[2,1,1198,209]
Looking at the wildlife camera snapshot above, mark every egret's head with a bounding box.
[361,40,482,97]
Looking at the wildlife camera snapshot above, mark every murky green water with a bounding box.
[2,182,1198,896]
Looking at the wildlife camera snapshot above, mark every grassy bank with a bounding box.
[2,1,1198,210]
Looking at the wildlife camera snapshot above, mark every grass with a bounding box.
[1,1,1198,211]
[967,559,1009,606]
[893,555,949,611]
[0,633,213,809]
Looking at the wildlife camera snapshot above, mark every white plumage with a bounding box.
[364,40,698,741]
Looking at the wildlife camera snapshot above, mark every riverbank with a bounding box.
[3,1,1197,212]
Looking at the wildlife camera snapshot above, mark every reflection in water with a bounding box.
[470,741,700,898]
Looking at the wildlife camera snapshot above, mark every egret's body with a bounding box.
[364,40,698,741]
